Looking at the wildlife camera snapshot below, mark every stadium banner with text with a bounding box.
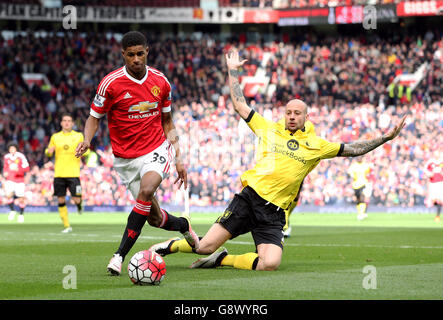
[335,6,364,24]
[0,4,403,24]
[278,5,397,26]
[374,4,398,22]
[243,9,280,23]
[397,0,443,16]
[278,7,333,25]
[201,7,245,23]
[335,4,398,24]
[0,4,245,23]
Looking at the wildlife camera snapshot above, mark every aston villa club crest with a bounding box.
[287,139,299,151]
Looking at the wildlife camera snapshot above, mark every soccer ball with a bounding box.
[128,250,166,285]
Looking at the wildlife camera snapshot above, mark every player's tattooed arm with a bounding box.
[340,136,388,157]
[339,115,407,157]
[225,49,252,120]
[229,70,246,104]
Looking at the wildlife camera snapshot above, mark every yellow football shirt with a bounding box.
[45,130,89,178]
[241,111,343,209]
[277,118,316,210]
[348,161,371,189]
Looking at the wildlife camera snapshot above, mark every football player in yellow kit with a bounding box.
[150,49,407,271]
[348,156,372,220]
[45,114,89,233]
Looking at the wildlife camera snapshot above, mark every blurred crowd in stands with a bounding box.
[0,29,442,208]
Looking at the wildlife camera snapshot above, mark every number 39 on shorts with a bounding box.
[151,152,166,164]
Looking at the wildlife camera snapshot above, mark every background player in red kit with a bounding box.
[3,143,29,223]
[425,151,443,223]
[75,31,199,275]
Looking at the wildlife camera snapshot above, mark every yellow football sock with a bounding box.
[170,239,193,253]
[284,201,297,231]
[283,210,290,231]
[357,203,367,215]
[59,205,70,228]
[361,202,367,214]
[221,252,259,270]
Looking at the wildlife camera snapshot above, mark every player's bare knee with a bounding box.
[260,264,279,271]
[138,185,156,201]
[257,257,280,271]
[263,263,279,271]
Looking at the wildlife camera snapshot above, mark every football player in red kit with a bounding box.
[3,143,29,223]
[425,151,443,223]
[75,31,199,275]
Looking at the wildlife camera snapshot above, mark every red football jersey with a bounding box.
[90,65,172,159]
[3,152,29,183]
[426,159,443,183]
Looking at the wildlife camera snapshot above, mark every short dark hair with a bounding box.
[61,113,73,121]
[122,31,147,50]
[7,142,18,150]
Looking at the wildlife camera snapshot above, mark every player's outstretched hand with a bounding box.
[174,159,188,190]
[225,49,247,70]
[383,115,407,141]
[75,141,90,158]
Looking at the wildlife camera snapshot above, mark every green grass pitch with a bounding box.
[1,211,442,300]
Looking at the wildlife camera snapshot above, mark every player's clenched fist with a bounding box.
[75,141,90,158]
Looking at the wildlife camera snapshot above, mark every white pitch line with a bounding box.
[1,232,443,249]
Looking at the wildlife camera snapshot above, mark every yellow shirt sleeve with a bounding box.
[316,137,343,159]
[245,110,274,137]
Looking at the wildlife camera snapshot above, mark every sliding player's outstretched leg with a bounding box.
[149,237,182,256]
[149,197,200,249]
[151,221,229,259]
[190,247,229,269]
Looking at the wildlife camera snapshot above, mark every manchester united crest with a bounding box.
[151,86,161,97]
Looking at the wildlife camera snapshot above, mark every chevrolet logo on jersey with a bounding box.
[128,101,158,113]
